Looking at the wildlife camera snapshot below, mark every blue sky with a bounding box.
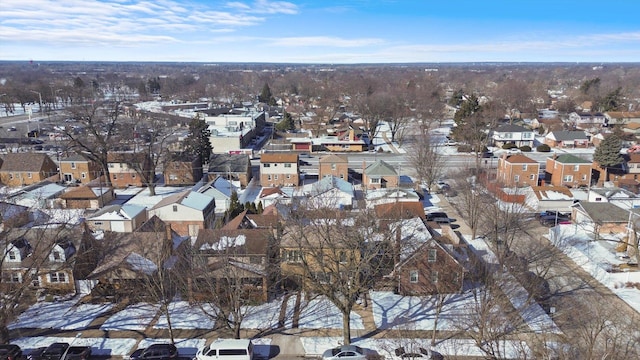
[1,0,639,63]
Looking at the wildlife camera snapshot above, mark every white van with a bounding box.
[194,339,253,360]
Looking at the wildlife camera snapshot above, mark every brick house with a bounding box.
[164,153,203,186]
[544,131,590,149]
[59,185,115,209]
[208,154,252,188]
[318,154,349,180]
[260,152,299,187]
[0,153,58,187]
[363,160,399,190]
[497,154,540,187]
[107,152,150,188]
[545,154,593,188]
[1,226,98,294]
[58,154,100,184]
[394,237,466,295]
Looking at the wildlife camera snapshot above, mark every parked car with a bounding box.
[64,346,91,360]
[322,345,367,360]
[392,347,444,360]
[129,344,178,360]
[0,344,22,360]
[539,214,571,226]
[194,339,253,360]
[26,347,46,360]
[537,210,570,219]
[40,343,70,360]
[426,212,448,222]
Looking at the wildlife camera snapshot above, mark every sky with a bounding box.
[1,0,639,63]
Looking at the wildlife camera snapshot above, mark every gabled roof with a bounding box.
[395,236,464,270]
[504,154,538,164]
[89,204,146,221]
[208,154,250,173]
[59,153,93,163]
[546,131,589,141]
[258,187,290,199]
[0,153,54,172]
[573,202,630,223]
[304,176,354,197]
[494,124,529,133]
[194,228,270,255]
[364,160,397,177]
[260,152,298,163]
[151,190,214,211]
[319,154,348,163]
[60,186,111,199]
[550,154,592,164]
[590,187,639,199]
[375,201,425,220]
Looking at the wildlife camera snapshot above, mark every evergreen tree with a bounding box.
[224,191,245,222]
[259,83,277,106]
[275,112,296,132]
[593,133,623,182]
[184,115,212,166]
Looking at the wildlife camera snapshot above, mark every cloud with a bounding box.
[226,0,299,15]
[269,36,384,48]
[0,0,294,46]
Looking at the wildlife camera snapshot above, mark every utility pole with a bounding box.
[30,90,43,133]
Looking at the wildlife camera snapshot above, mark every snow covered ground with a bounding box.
[8,297,113,330]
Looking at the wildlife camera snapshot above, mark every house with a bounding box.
[621,122,640,138]
[0,202,31,228]
[496,154,540,187]
[87,219,183,297]
[163,153,203,186]
[318,154,349,181]
[107,152,150,188]
[58,154,100,184]
[311,129,367,152]
[59,185,115,210]
[545,154,593,188]
[571,202,631,236]
[85,204,148,233]
[260,152,299,187]
[0,153,58,187]
[147,189,216,237]
[526,186,576,213]
[197,176,238,215]
[491,124,535,148]
[394,237,466,295]
[207,154,252,188]
[297,176,355,210]
[362,160,399,190]
[365,188,421,208]
[1,226,98,294]
[544,131,590,149]
[588,187,640,210]
[256,187,293,209]
[604,111,640,127]
[190,228,274,302]
[374,201,426,227]
[568,112,606,130]
[5,181,66,209]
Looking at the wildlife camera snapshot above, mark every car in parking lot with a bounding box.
[129,343,178,360]
[0,344,22,360]
[322,345,367,360]
[426,211,449,222]
[539,214,571,226]
[391,347,444,360]
[39,343,69,360]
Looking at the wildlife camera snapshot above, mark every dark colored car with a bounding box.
[64,346,91,360]
[0,344,22,360]
[129,344,178,360]
[426,212,448,222]
[40,343,69,360]
[539,214,571,226]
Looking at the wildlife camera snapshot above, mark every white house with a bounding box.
[491,124,535,147]
[588,187,640,210]
[197,176,238,215]
[148,190,216,237]
[296,176,355,209]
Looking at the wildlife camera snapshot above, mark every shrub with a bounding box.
[537,144,552,152]
[502,143,517,150]
[519,145,532,152]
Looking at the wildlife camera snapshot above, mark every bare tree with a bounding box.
[407,126,446,193]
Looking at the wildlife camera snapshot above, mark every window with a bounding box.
[112,174,117,180]
[331,163,337,170]
[93,221,103,226]
[81,172,86,179]
[109,163,114,168]
[563,175,573,182]
[8,250,18,261]
[522,164,528,171]
[71,162,76,169]
[27,172,32,178]
[582,174,587,180]
[49,272,67,283]
[340,174,344,179]
[263,163,271,168]
[31,275,41,287]
[172,205,178,212]
[284,163,291,168]
[529,174,535,180]
[370,178,380,184]
[3,272,22,283]
[428,249,437,263]
[267,175,272,181]
[514,175,520,183]
[453,272,460,284]
[430,271,439,283]
[9,173,13,180]
[287,174,291,179]
[573,165,580,171]
[284,250,302,262]
[595,197,602,202]
[339,251,348,263]
[51,250,62,262]
[274,174,278,180]
[169,174,178,180]
[409,270,419,283]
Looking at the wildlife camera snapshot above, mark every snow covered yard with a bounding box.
[8,298,113,330]
[100,302,160,331]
